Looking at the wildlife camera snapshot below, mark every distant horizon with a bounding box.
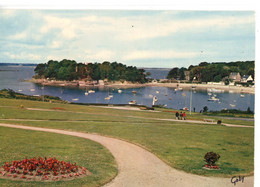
[0,59,255,69]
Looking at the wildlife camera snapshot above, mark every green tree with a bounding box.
[167,67,180,79]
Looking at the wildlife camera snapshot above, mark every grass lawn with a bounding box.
[0,126,117,187]
[0,98,254,178]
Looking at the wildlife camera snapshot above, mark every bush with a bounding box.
[204,152,220,166]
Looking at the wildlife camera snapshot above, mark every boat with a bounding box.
[84,92,88,95]
[109,95,113,98]
[118,89,122,93]
[33,95,40,97]
[132,90,137,94]
[149,94,153,98]
[208,92,212,96]
[72,98,79,101]
[178,87,183,91]
[105,97,111,100]
[129,100,137,105]
[240,94,245,98]
[208,96,219,101]
[169,97,172,100]
[156,91,160,94]
[230,104,236,107]
[30,89,35,92]
[18,89,23,92]
[88,90,95,93]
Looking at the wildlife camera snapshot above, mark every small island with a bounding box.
[33,59,148,87]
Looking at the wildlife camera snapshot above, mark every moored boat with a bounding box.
[129,100,137,105]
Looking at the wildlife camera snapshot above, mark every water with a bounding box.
[0,65,255,112]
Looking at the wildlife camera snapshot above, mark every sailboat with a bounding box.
[105,89,112,100]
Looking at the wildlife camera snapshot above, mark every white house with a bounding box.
[241,75,253,83]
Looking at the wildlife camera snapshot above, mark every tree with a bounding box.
[167,67,180,79]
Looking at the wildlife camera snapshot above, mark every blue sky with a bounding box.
[0,10,255,68]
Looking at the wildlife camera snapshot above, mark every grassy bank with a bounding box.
[0,98,254,177]
[0,127,117,187]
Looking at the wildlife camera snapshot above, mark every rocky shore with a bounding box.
[29,79,255,94]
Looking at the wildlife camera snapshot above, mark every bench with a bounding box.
[203,119,215,123]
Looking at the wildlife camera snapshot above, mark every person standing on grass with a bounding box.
[183,112,186,120]
[175,112,179,120]
[180,111,183,120]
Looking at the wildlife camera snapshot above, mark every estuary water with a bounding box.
[0,65,255,112]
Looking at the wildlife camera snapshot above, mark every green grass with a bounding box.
[0,98,254,178]
[0,126,117,187]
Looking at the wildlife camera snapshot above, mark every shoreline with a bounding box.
[29,79,255,94]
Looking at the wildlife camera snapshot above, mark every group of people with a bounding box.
[175,111,186,120]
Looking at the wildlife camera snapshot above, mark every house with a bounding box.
[241,75,253,83]
[229,72,241,82]
[184,71,190,81]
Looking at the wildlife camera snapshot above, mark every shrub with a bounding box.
[204,152,220,166]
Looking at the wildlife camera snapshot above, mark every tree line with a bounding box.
[167,61,254,83]
[34,59,148,83]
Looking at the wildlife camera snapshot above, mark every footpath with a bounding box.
[0,123,254,187]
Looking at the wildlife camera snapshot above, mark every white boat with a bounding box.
[88,90,95,93]
[240,94,245,98]
[208,92,212,96]
[178,87,183,91]
[30,89,35,92]
[18,89,23,92]
[230,104,236,107]
[33,95,40,97]
[118,89,122,93]
[84,92,88,95]
[129,100,137,105]
[109,95,113,98]
[208,96,219,101]
[72,98,79,101]
[156,91,160,94]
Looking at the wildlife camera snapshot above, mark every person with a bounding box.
[180,111,183,120]
[183,112,186,120]
[175,112,179,120]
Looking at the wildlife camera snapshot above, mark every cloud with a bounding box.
[85,50,116,62]
[123,50,200,61]
[4,52,42,60]
[40,15,76,39]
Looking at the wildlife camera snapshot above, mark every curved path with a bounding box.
[0,123,253,187]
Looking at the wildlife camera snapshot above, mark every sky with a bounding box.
[0,10,255,68]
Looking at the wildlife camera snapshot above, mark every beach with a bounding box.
[29,79,255,94]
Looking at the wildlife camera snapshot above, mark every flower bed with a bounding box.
[0,157,90,181]
[203,164,220,170]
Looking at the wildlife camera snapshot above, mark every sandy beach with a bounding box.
[29,79,255,94]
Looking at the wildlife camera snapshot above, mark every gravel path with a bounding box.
[0,123,253,187]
